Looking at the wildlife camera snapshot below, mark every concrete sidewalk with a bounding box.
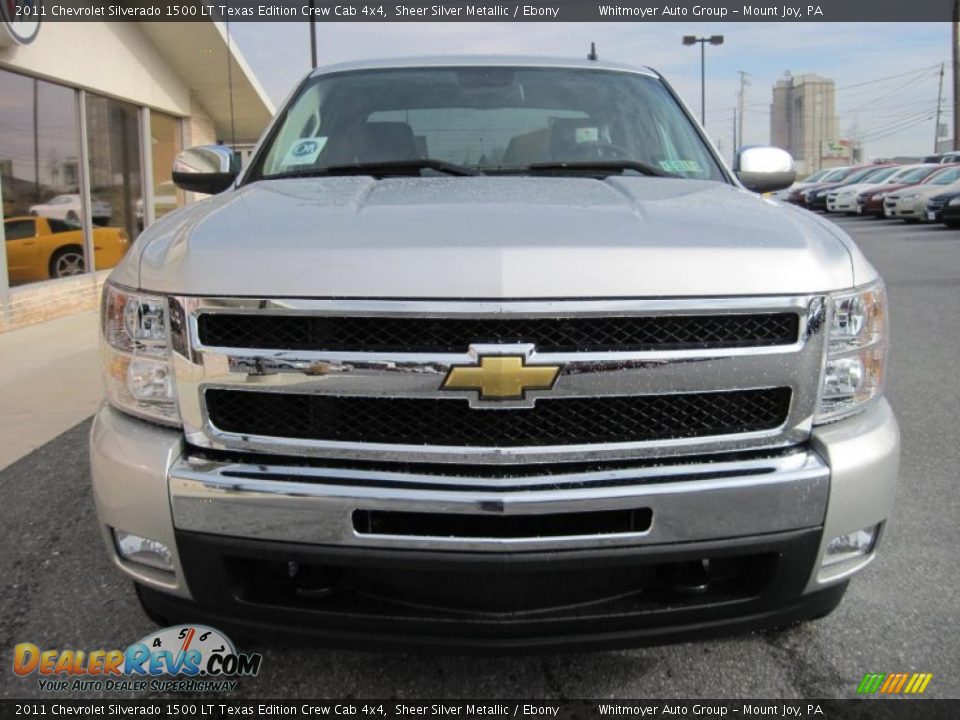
[0,310,102,471]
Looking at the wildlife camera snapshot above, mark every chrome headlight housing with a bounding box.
[815,280,887,424]
[101,282,180,426]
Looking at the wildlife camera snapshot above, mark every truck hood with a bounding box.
[129,176,862,298]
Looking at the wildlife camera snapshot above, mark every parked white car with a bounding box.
[824,166,903,213]
[884,165,960,221]
[29,194,112,224]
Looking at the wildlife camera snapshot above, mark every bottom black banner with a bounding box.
[1,700,958,720]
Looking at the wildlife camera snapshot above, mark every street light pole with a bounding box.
[700,42,705,126]
[682,35,725,126]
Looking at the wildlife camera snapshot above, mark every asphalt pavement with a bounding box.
[1,214,957,700]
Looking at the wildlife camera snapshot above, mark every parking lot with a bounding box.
[0,214,957,700]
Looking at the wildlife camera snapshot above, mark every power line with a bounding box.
[857,113,936,143]
[742,63,943,110]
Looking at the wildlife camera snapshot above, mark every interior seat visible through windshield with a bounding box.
[250,65,727,181]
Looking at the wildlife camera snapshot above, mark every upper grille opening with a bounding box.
[197,313,800,353]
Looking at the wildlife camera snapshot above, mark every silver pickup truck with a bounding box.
[91,56,899,650]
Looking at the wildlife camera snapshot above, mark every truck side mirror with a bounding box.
[172,145,241,194]
[734,146,796,193]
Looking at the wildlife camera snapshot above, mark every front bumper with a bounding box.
[826,196,857,213]
[930,204,960,223]
[883,199,921,219]
[90,399,899,648]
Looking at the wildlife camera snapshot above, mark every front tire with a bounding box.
[49,247,86,278]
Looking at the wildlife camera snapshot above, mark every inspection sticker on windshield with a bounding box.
[575,127,600,143]
[659,159,702,173]
[283,138,327,166]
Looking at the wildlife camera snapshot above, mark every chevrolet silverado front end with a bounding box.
[90,57,899,650]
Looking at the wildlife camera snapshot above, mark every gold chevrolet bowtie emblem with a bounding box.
[442,356,560,400]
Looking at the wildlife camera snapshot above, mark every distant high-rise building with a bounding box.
[770,73,840,174]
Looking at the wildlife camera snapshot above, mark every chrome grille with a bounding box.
[172,296,826,465]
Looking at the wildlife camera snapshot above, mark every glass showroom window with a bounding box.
[0,69,90,285]
[85,93,143,245]
[147,111,185,229]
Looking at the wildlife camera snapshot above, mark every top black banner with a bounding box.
[4,0,955,22]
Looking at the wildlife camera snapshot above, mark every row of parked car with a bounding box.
[775,154,960,227]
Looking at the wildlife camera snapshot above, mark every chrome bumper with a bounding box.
[168,449,829,553]
[90,399,899,602]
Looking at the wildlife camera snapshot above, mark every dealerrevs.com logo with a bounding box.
[13,625,262,693]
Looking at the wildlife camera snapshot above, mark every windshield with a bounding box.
[927,167,960,185]
[820,168,850,182]
[841,167,882,184]
[251,67,725,181]
[858,166,899,183]
[802,169,830,183]
[894,166,939,184]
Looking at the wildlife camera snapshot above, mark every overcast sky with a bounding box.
[230,22,951,162]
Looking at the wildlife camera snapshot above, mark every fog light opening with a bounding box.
[822,524,880,568]
[113,529,174,572]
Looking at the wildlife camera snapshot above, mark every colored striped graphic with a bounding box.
[857,672,933,694]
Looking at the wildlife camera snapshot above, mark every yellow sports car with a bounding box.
[4,216,130,284]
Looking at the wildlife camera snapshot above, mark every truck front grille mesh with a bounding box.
[197,313,799,353]
[205,388,792,447]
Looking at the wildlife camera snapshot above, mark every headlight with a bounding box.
[872,192,888,200]
[815,280,887,424]
[101,283,180,426]
[948,197,960,207]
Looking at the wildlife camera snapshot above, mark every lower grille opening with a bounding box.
[204,387,792,447]
[352,508,653,539]
[223,551,778,617]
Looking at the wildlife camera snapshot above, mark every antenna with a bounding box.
[588,42,598,61]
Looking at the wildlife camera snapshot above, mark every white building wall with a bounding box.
[0,22,191,116]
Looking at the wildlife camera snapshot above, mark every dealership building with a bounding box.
[0,19,274,331]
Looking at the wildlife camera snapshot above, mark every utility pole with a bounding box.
[953,5,959,150]
[737,71,750,149]
[935,61,945,152]
[730,108,740,161]
[309,0,318,69]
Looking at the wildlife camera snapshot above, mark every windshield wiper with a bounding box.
[267,158,483,180]
[517,160,676,178]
